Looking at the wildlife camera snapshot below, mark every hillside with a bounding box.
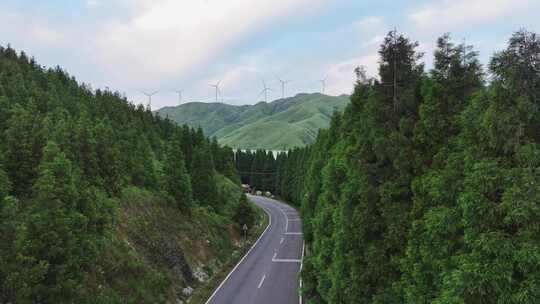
[0,45,261,303]
[157,93,350,150]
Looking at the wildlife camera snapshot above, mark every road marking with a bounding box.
[299,241,305,304]
[205,199,272,304]
[285,232,303,235]
[258,274,266,289]
[272,258,302,263]
[273,252,277,259]
[278,207,290,232]
[280,237,284,244]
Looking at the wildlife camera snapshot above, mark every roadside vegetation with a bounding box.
[0,46,256,303]
[269,30,540,303]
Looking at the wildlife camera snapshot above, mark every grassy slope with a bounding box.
[157,93,350,150]
[219,94,349,149]
[81,174,249,304]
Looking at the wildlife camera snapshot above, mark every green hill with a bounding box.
[157,93,350,150]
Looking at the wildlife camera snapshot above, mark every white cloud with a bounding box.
[410,0,538,32]
[0,0,330,109]
[91,0,328,89]
[326,54,379,95]
[86,0,101,7]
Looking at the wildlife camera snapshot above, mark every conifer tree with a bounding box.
[163,137,193,209]
[15,141,115,302]
[191,145,218,208]
[5,104,44,197]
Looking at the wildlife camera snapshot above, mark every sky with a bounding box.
[1,0,539,109]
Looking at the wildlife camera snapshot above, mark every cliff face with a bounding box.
[83,176,246,303]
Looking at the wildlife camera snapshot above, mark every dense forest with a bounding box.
[237,30,540,303]
[0,46,254,303]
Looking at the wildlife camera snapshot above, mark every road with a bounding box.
[206,194,304,304]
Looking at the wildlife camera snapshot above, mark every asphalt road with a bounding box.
[206,194,304,304]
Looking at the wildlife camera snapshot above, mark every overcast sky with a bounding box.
[1,0,539,109]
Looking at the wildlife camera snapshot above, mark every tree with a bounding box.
[191,145,218,208]
[4,104,44,197]
[14,141,115,302]
[163,137,193,209]
[233,194,256,230]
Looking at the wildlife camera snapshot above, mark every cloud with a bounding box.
[86,0,101,7]
[325,54,379,95]
[91,0,328,89]
[0,0,329,108]
[409,0,538,32]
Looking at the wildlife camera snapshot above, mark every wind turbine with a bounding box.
[141,90,159,109]
[175,89,183,105]
[259,80,272,103]
[320,76,328,94]
[209,80,221,103]
[277,78,292,99]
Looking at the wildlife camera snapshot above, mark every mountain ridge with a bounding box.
[157,93,350,150]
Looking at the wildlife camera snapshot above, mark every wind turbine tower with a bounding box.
[209,80,221,103]
[278,78,292,99]
[142,90,159,109]
[259,81,272,103]
[175,89,183,105]
[320,76,328,94]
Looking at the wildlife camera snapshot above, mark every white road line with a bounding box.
[299,241,305,304]
[273,252,277,259]
[205,201,272,304]
[280,237,284,244]
[285,232,303,235]
[272,258,302,263]
[258,274,266,289]
[278,206,289,232]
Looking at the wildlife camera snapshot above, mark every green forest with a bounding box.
[236,30,540,303]
[0,46,256,303]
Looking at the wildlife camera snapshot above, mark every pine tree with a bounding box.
[14,141,115,302]
[5,104,45,197]
[191,145,218,208]
[233,194,256,229]
[163,136,193,209]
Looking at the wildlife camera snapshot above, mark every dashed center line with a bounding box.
[258,274,266,289]
[272,258,302,263]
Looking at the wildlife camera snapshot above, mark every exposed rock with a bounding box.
[193,265,209,282]
[182,286,194,297]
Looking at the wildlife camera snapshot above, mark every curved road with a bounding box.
[206,194,304,304]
